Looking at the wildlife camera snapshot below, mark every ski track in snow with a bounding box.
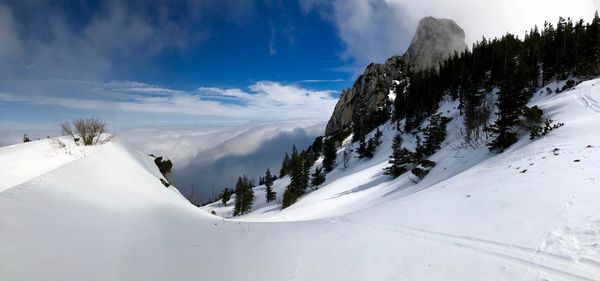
[577,81,600,113]
[338,218,600,281]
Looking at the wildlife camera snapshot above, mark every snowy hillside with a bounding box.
[2,79,600,280]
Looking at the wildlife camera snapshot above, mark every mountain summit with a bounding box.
[325,16,467,136]
[403,16,467,71]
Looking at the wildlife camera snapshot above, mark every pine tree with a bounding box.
[414,135,425,162]
[264,169,276,203]
[423,114,450,156]
[357,130,379,159]
[233,177,244,216]
[364,138,375,158]
[302,154,311,189]
[488,36,531,151]
[310,167,326,189]
[311,136,324,157]
[279,152,290,177]
[281,188,298,209]
[322,138,337,172]
[282,147,309,208]
[288,147,304,189]
[242,176,254,214]
[384,135,410,178]
[357,138,367,158]
[233,175,254,216]
[221,187,231,205]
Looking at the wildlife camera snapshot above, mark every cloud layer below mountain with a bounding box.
[120,120,325,201]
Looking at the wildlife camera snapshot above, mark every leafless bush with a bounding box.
[60,117,112,146]
[457,94,494,149]
[60,122,75,138]
[453,127,485,150]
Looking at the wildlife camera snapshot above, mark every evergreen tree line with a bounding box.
[222,131,344,215]
[232,175,254,216]
[394,13,600,151]
[281,143,324,208]
[384,113,450,179]
[277,129,350,209]
[219,13,599,214]
[357,128,383,159]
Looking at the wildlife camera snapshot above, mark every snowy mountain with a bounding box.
[324,16,467,137]
[2,78,600,280]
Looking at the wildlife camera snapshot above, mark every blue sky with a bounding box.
[0,0,597,138]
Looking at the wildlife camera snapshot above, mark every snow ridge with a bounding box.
[2,79,600,281]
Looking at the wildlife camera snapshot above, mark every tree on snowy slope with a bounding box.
[322,138,337,172]
[310,136,324,157]
[233,176,254,216]
[422,114,451,156]
[389,14,599,153]
[279,152,291,177]
[264,169,276,203]
[357,138,373,159]
[282,146,309,208]
[302,153,312,188]
[487,35,533,151]
[221,188,231,206]
[384,135,413,178]
[358,128,383,159]
[311,167,326,189]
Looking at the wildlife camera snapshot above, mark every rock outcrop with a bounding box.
[325,56,408,135]
[325,16,467,136]
[403,17,467,71]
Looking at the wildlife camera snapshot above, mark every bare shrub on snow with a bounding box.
[454,94,494,150]
[60,117,113,146]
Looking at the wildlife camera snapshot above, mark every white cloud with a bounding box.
[0,1,229,84]
[269,21,277,55]
[302,0,599,70]
[119,121,325,200]
[298,79,345,83]
[0,80,339,122]
[0,6,22,60]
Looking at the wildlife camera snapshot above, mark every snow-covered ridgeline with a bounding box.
[1,79,600,280]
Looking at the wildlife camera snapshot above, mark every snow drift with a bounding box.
[2,79,600,280]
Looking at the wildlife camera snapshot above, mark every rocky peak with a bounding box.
[325,17,467,136]
[403,17,467,71]
[325,56,408,136]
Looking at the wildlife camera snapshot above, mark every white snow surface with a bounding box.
[2,79,600,281]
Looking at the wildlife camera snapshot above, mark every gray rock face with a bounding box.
[324,17,467,136]
[325,56,408,135]
[403,17,467,71]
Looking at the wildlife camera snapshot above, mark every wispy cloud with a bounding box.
[297,79,345,83]
[0,80,338,122]
[0,1,259,85]
[269,21,277,55]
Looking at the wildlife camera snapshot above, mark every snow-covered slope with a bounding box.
[2,79,600,281]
